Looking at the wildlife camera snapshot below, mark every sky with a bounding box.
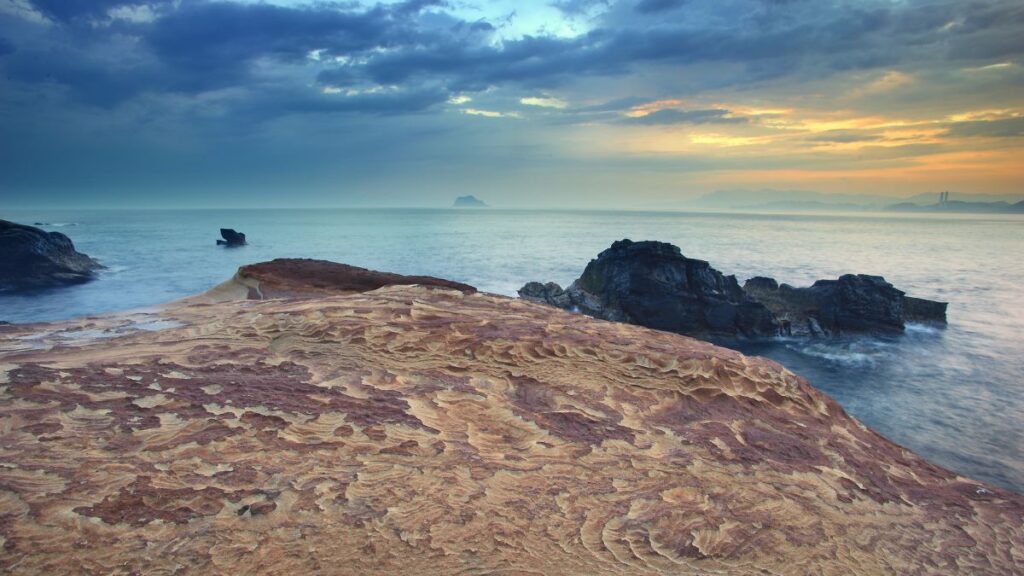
[0,0,1022,208]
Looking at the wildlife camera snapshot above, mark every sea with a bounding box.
[2,208,1022,493]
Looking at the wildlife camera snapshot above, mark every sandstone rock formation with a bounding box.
[0,219,102,292]
[222,258,476,300]
[217,228,247,246]
[522,239,947,339]
[519,240,777,337]
[0,259,1020,575]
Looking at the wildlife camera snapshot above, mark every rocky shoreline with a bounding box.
[0,258,1019,575]
[0,219,103,292]
[521,239,947,338]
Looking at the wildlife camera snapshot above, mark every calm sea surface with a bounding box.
[2,208,1022,492]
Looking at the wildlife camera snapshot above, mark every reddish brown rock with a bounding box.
[0,260,1020,575]
[236,258,476,299]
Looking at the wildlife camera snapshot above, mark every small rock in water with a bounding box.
[216,228,247,247]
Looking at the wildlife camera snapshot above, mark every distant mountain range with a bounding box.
[690,190,1024,213]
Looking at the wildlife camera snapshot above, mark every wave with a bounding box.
[787,339,893,368]
[905,322,942,335]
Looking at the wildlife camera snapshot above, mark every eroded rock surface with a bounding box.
[0,219,102,291]
[231,258,477,300]
[0,260,1020,575]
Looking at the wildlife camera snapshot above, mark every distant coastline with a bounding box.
[886,199,1024,214]
[690,189,1024,214]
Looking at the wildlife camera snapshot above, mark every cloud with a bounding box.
[4,0,1024,117]
[550,0,610,16]
[462,108,521,118]
[946,116,1024,138]
[27,0,173,24]
[624,108,745,125]
[521,96,568,108]
[635,0,687,14]
[806,130,884,143]
[1,0,1023,205]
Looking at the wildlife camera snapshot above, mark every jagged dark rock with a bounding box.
[745,275,948,337]
[0,219,102,292]
[521,239,948,339]
[217,228,247,247]
[904,296,949,324]
[518,239,776,337]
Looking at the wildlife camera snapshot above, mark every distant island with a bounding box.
[453,195,488,208]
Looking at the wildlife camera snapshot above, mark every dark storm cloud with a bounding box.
[2,47,156,106]
[239,85,451,118]
[623,108,745,125]
[4,0,1024,117]
[634,0,687,14]
[144,2,393,92]
[27,0,171,23]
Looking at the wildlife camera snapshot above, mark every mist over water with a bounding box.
[2,208,1022,492]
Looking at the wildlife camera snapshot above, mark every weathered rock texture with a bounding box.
[0,219,102,291]
[520,240,776,337]
[230,258,477,300]
[522,239,947,338]
[0,260,1020,575]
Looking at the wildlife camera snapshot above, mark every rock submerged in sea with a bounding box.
[216,228,247,247]
[521,239,948,338]
[0,258,1019,574]
[0,219,102,292]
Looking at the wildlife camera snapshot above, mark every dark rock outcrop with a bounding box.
[0,219,102,292]
[904,295,949,324]
[519,240,776,337]
[217,228,247,247]
[522,239,948,339]
[745,275,948,337]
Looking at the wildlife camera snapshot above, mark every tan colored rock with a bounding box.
[0,260,1020,575]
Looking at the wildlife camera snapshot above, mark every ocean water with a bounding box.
[2,208,1022,493]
